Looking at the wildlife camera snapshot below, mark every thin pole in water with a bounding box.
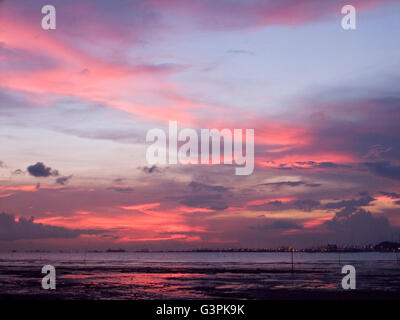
[291,249,294,273]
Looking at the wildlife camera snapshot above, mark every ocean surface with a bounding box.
[0,251,399,299]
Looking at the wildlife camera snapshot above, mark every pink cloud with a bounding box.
[150,0,394,30]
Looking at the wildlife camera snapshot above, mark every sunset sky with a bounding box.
[0,0,400,250]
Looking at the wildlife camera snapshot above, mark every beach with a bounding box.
[0,251,399,300]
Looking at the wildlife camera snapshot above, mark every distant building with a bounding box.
[374,241,400,252]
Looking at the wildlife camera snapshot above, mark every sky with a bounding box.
[0,0,400,250]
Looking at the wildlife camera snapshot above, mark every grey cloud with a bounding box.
[12,169,25,175]
[248,201,283,212]
[325,195,375,218]
[0,212,103,241]
[189,181,228,193]
[292,199,320,212]
[108,187,134,193]
[55,175,73,185]
[267,200,282,206]
[251,220,303,230]
[180,194,228,211]
[363,144,392,160]
[260,181,321,188]
[335,206,357,218]
[380,191,400,199]
[305,183,321,187]
[27,162,59,177]
[364,162,400,180]
[260,181,305,188]
[249,199,320,212]
[325,196,375,214]
[142,165,161,174]
[176,181,230,210]
[324,195,378,218]
[324,209,392,245]
[313,162,343,168]
[294,161,350,169]
[260,180,321,188]
[269,162,349,170]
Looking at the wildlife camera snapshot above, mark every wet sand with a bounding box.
[1,262,400,300]
[1,252,399,300]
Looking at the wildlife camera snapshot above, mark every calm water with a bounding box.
[0,252,399,299]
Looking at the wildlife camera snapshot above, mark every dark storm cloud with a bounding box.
[250,195,374,215]
[55,175,72,185]
[27,162,59,177]
[316,162,346,168]
[364,162,400,180]
[324,209,392,244]
[0,212,103,241]
[0,161,5,168]
[248,201,283,212]
[251,220,303,230]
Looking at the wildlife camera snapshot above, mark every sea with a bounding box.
[0,251,399,299]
